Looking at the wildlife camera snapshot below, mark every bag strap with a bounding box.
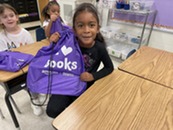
[29,44,55,107]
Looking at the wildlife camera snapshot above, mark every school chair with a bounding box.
[126,49,136,59]
[9,96,21,114]
[0,95,22,119]
[35,27,46,41]
[0,83,21,119]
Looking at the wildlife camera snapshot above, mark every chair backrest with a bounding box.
[35,27,46,41]
[126,49,136,59]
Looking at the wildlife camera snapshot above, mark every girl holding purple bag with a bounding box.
[41,0,67,42]
[46,3,114,118]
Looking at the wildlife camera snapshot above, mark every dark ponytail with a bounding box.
[96,32,106,46]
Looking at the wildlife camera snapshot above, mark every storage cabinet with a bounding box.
[100,8,157,60]
[38,0,49,24]
[0,0,40,28]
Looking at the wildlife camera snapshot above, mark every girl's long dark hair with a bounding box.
[72,3,106,45]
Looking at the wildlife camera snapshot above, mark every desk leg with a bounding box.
[10,96,22,114]
[5,93,20,129]
[0,108,5,119]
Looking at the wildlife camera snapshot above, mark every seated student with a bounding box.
[46,3,114,118]
[0,3,43,116]
[41,1,67,42]
[0,4,33,50]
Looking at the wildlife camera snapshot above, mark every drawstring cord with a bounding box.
[29,43,55,106]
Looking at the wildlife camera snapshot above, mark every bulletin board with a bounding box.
[153,0,173,33]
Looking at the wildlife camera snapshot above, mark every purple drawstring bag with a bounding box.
[0,51,34,72]
[27,18,86,96]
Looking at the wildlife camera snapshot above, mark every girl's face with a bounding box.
[74,11,99,48]
[0,8,18,29]
[48,5,60,17]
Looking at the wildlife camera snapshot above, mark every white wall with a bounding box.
[149,30,173,52]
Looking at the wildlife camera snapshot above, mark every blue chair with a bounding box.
[35,27,46,41]
[126,49,136,59]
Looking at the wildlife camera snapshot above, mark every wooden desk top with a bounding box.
[53,70,173,130]
[0,39,50,82]
[118,46,173,89]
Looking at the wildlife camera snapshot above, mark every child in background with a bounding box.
[46,3,114,118]
[0,4,33,51]
[41,0,66,42]
[0,3,43,116]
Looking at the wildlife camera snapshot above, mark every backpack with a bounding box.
[27,18,86,96]
[0,50,33,72]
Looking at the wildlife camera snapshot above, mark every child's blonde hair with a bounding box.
[0,3,19,29]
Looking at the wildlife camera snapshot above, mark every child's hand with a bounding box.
[49,32,61,43]
[80,72,94,82]
[50,14,58,22]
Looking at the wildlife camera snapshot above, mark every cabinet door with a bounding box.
[0,0,25,14]
[25,0,40,21]
[13,0,26,14]
[26,0,39,13]
[0,0,14,7]
[38,0,49,24]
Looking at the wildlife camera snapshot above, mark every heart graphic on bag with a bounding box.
[61,45,73,56]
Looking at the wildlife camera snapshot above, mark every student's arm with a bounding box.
[92,47,114,80]
[44,21,53,37]
[44,14,58,37]
[80,44,114,82]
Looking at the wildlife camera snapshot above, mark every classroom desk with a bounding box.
[118,46,173,89]
[53,70,173,130]
[0,39,49,129]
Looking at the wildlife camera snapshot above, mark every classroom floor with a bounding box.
[0,87,54,130]
[0,29,121,130]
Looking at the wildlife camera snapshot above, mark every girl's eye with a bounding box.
[52,9,59,14]
[76,24,83,28]
[2,15,8,19]
[9,14,14,17]
[89,23,95,28]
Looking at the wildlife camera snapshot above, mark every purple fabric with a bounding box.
[0,51,34,72]
[27,19,86,96]
[50,17,64,34]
